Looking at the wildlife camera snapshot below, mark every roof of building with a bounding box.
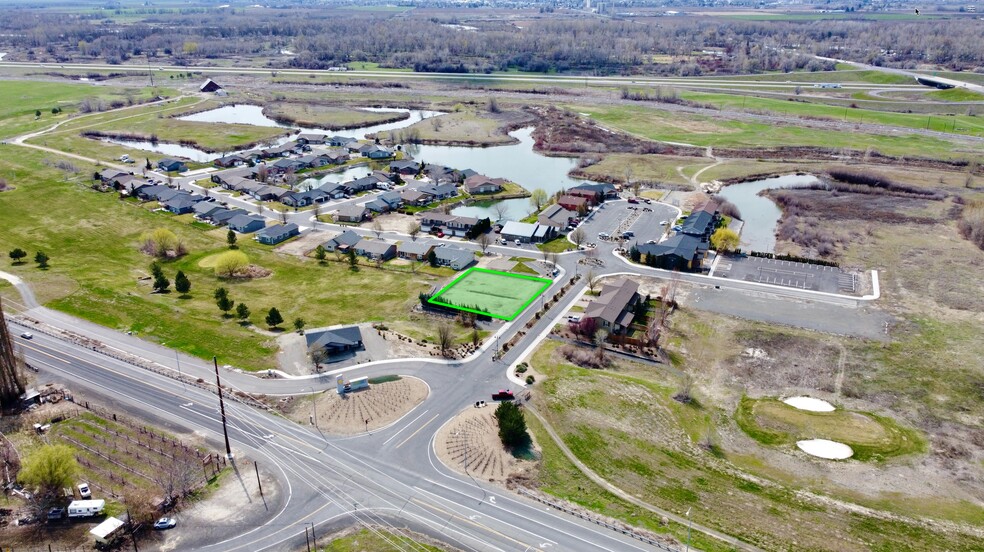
[228,213,265,228]
[500,220,539,238]
[355,238,396,255]
[193,202,224,216]
[325,230,362,248]
[571,183,616,194]
[558,194,588,206]
[337,203,368,218]
[680,210,715,236]
[257,223,299,238]
[398,241,434,256]
[421,212,479,226]
[636,233,706,259]
[90,517,124,540]
[210,208,244,223]
[306,325,363,350]
[434,246,475,266]
[584,278,639,327]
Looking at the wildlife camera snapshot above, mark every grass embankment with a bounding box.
[392,108,520,146]
[0,80,178,140]
[927,88,984,102]
[574,153,712,187]
[528,336,984,551]
[578,104,984,159]
[318,528,448,551]
[718,70,914,85]
[734,397,925,461]
[537,237,577,253]
[262,103,407,130]
[0,148,447,370]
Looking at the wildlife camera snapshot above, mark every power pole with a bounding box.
[0,297,26,408]
[213,356,233,459]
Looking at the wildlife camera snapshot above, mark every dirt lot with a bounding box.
[285,377,428,435]
[434,405,539,484]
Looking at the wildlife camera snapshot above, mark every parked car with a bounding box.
[47,508,65,521]
[672,225,683,232]
[659,220,669,226]
[627,198,639,204]
[154,517,177,530]
[492,389,515,401]
[514,239,521,245]
[77,483,91,499]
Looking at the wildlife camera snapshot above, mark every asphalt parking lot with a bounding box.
[714,255,857,294]
[579,199,678,247]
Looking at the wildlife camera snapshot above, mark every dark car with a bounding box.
[627,198,639,204]
[47,508,65,521]
[492,389,515,401]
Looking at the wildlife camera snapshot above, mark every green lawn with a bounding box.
[712,70,913,85]
[0,148,449,370]
[0,80,178,140]
[927,88,984,102]
[578,104,984,159]
[537,236,577,253]
[429,267,550,320]
[320,528,445,551]
[262,103,407,130]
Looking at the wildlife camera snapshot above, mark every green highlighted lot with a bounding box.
[428,267,551,321]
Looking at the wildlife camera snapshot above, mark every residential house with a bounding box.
[433,246,476,270]
[679,210,718,240]
[354,238,397,261]
[112,174,147,192]
[211,167,254,186]
[305,326,363,356]
[297,133,328,145]
[538,204,576,229]
[193,201,226,220]
[213,155,245,168]
[364,191,402,213]
[328,135,358,148]
[157,158,187,173]
[636,234,707,272]
[557,195,588,213]
[500,221,556,243]
[200,79,223,93]
[584,278,640,335]
[317,181,348,200]
[210,209,247,226]
[324,150,349,165]
[298,153,331,169]
[163,194,204,215]
[322,230,362,252]
[218,175,255,192]
[389,160,421,175]
[256,223,300,245]
[227,214,266,234]
[362,145,393,159]
[281,189,328,208]
[345,176,381,194]
[272,158,307,173]
[155,188,187,204]
[420,213,480,237]
[249,185,290,202]
[97,168,129,185]
[400,188,435,207]
[425,164,460,183]
[570,183,618,202]
[397,241,435,261]
[335,204,369,223]
[463,175,505,195]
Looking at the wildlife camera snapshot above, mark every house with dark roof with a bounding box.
[346,176,382,194]
[297,133,327,145]
[211,167,254,186]
[155,188,187,204]
[298,153,331,169]
[272,158,307,173]
[463,175,505,195]
[328,135,358,148]
[538,204,577,229]
[305,326,364,356]
[354,239,396,261]
[679,210,717,240]
[249,185,291,202]
[400,188,434,206]
[98,168,129,185]
[570,183,618,202]
[134,184,171,201]
[365,191,403,213]
[317,181,348,199]
[281,189,328,208]
[584,278,640,334]
[157,158,187,173]
[433,246,476,270]
[256,223,300,245]
[420,213,480,237]
[193,201,226,219]
[227,214,266,234]
[163,194,204,214]
[636,234,707,272]
[336,204,369,223]
[214,155,245,168]
[324,150,349,165]
[322,230,362,252]
[398,241,435,261]
[200,79,223,93]
[389,160,421,175]
[557,195,588,213]
[209,208,247,226]
[362,145,393,159]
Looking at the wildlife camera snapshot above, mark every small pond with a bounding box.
[717,174,820,253]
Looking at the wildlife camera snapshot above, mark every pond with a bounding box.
[717,174,819,253]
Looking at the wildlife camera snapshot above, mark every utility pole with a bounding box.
[213,356,233,459]
[310,522,317,550]
[254,461,263,498]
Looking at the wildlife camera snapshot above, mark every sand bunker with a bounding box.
[290,377,428,435]
[434,405,538,484]
[783,396,835,412]
[797,439,853,460]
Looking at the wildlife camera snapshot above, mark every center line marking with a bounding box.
[395,413,440,449]
[382,409,430,445]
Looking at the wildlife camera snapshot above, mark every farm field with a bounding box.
[428,268,551,320]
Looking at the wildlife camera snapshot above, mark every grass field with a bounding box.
[926,88,984,102]
[428,267,551,320]
[0,80,178,140]
[710,69,914,85]
[578,104,984,159]
[320,528,447,551]
[262,103,407,130]
[0,148,448,370]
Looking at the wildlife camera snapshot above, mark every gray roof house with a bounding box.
[365,191,403,213]
[163,194,205,214]
[157,158,187,173]
[538,204,576,229]
[322,230,362,252]
[297,133,327,145]
[281,189,328,208]
[398,241,435,261]
[584,278,640,334]
[679,210,718,240]
[135,184,171,201]
[336,204,369,223]
[318,181,348,199]
[227,214,267,234]
[362,145,393,159]
[419,213,479,237]
[305,326,363,356]
[354,238,396,261]
[433,246,476,270]
[463,175,505,194]
[500,221,556,243]
[256,223,300,245]
[193,201,226,219]
[328,135,358,147]
[636,234,707,272]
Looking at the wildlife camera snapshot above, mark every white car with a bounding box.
[20,332,33,339]
[77,483,91,498]
[154,517,177,530]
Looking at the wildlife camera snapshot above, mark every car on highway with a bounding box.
[627,198,639,204]
[154,517,177,530]
[20,332,32,339]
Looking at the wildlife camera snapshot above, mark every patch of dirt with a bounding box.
[274,228,329,257]
[285,377,428,435]
[361,212,416,233]
[435,405,540,484]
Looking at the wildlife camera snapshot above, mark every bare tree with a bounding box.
[277,205,289,224]
[570,227,586,247]
[312,204,321,226]
[152,451,200,503]
[586,269,599,293]
[491,202,508,222]
[309,345,328,373]
[372,219,384,238]
[284,168,297,190]
[594,329,609,365]
[674,373,694,404]
[407,221,421,241]
[477,232,492,253]
[437,322,454,358]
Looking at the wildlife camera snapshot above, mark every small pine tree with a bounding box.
[227,229,237,249]
[34,251,49,269]
[314,245,326,263]
[265,307,284,329]
[8,249,27,264]
[174,270,191,294]
[293,318,305,333]
[427,249,438,267]
[152,267,170,293]
[236,303,250,322]
[215,288,234,316]
[494,402,530,448]
[346,248,358,269]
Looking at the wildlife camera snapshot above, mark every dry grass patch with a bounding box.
[285,377,428,435]
[435,405,540,484]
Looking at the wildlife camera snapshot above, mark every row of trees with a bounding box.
[213,287,303,331]
[8,248,49,269]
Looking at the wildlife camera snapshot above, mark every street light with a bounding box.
[163,342,186,393]
[308,386,318,429]
[686,507,692,552]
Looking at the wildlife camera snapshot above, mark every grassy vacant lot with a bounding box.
[262,103,407,130]
[528,339,983,551]
[574,153,713,186]
[927,88,984,102]
[578,104,984,159]
[0,148,448,370]
[734,397,925,462]
[318,528,448,551]
[393,108,522,146]
[0,80,178,140]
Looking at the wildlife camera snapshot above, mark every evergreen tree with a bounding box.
[8,249,27,264]
[494,401,531,448]
[265,307,284,329]
[314,245,326,263]
[174,270,191,294]
[236,303,250,322]
[227,229,237,249]
[34,251,49,269]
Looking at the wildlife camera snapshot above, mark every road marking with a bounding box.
[395,413,440,449]
[411,497,531,551]
[382,409,430,445]
[20,343,70,363]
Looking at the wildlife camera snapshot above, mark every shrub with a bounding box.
[213,250,250,277]
[957,199,984,251]
[525,375,536,384]
[494,401,530,449]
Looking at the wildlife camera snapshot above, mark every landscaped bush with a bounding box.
[494,401,530,449]
[558,344,612,369]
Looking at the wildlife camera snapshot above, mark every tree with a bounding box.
[174,270,191,294]
[34,250,49,269]
[34,109,41,118]
[227,229,238,249]
[427,249,438,267]
[214,287,234,316]
[407,221,421,241]
[595,329,609,364]
[151,452,199,504]
[8,248,27,264]
[372,219,384,238]
[437,322,454,357]
[265,307,284,329]
[142,228,184,258]
[0,298,27,408]
[314,245,326,263]
[570,227,586,247]
[586,268,599,293]
[529,188,548,212]
[235,302,251,323]
[293,318,305,333]
[491,201,508,222]
[18,444,79,507]
[151,262,170,293]
[213,250,249,277]
[494,402,530,449]
[145,158,152,171]
[710,227,740,252]
[347,248,358,270]
[577,316,597,340]
[477,232,492,253]
[309,344,329,372]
